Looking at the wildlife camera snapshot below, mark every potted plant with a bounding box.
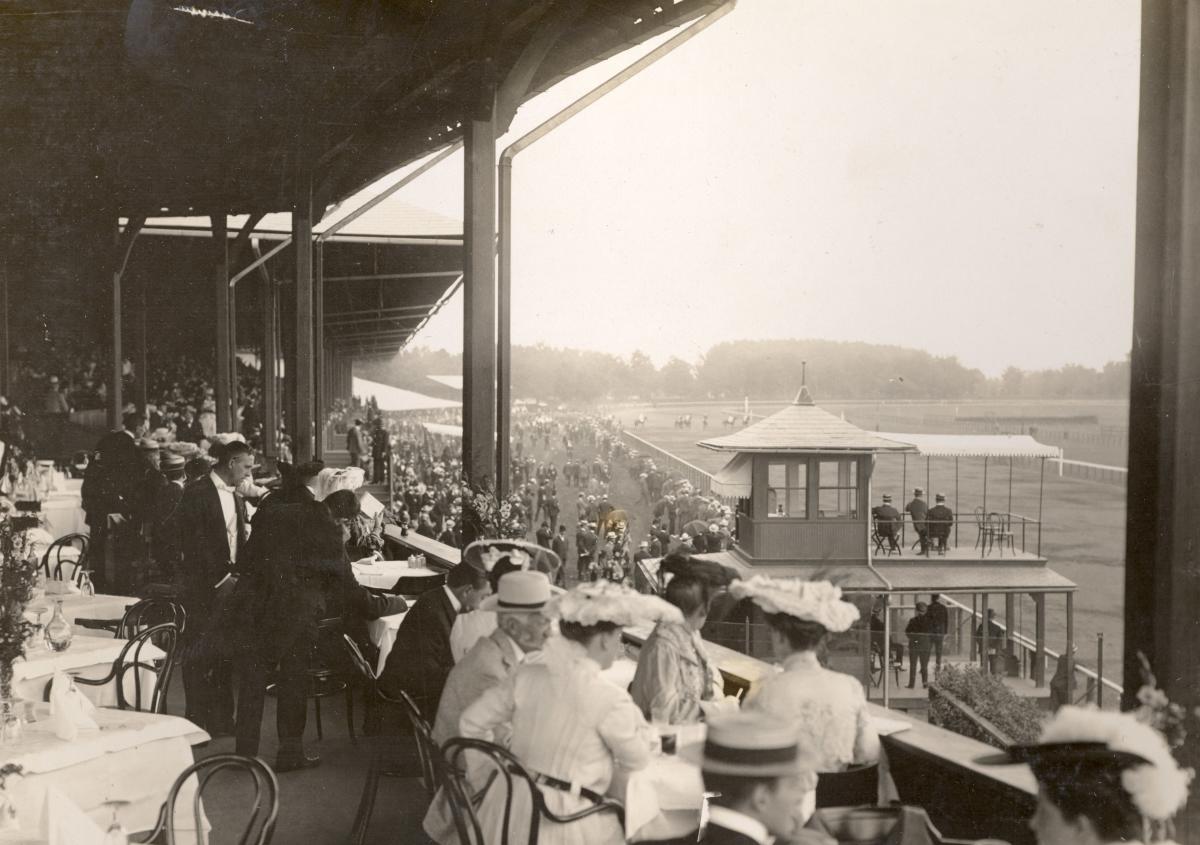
[0,518,39,709]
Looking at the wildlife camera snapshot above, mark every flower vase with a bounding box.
[0,663,21,744]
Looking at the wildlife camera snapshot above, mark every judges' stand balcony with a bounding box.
[621,624,1040,845]
[876,510,1044,561]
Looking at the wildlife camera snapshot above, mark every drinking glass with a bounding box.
[101,800,130,845]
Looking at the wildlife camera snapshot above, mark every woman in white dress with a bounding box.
[731,576,880,821]
[459,581,678,845]
[982,704,1190,845]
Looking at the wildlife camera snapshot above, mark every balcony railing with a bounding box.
[876,509,1043,557]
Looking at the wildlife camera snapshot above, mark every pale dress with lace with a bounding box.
[459,636,656,845]
[745,650,881,819]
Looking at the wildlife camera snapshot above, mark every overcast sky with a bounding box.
[365,0,1140,377]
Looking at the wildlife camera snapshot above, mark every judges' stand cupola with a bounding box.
[699,384,911,565]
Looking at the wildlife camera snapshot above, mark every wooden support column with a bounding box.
[109,223,124,430]
[1,260,9,398]
[1127,5,1200,834]
[1004,593,1016,668]
[137,278,148,413]
[1065,592,1074,702]
[108,215,144,429]
[980,593,989,675]
[497,154,513,496]
[1032,592,1046,687]
[260,261,278,458]
[314,241,325,460]
[293,172,315,463]
[212,214,232,432]
[462,111,498,488]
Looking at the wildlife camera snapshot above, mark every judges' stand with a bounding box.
[620,625,1038,845]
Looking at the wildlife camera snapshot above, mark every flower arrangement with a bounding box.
[0,519,40,701]
[458,478,527,545]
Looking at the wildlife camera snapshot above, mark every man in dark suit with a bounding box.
[346,418,366,469]
[871,494,901,552]
[81,410,152,590]
[905,602,932,688]
[377,562,491,720]
[926,493,954,554]
[927,593,949,670]
[905,487,929,555]
[175,438,254,733]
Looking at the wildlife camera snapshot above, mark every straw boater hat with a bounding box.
[480,571,555,614]
[683,713,817,780]
[881,494,892,503]
[913,487,924,496]
[548,580,681,628]
[935,493,946,503]
[979,705,1190,824]
[729,575,860,632]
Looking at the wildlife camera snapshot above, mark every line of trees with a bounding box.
[359,340,1130,404]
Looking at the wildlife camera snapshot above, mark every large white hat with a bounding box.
[480,571,555,614]
[549,581,681,628]
[682,713,818,781]
[729,575,860,632]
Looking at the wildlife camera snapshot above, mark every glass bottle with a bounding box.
[78,570,95,598]
[44,600,73,652]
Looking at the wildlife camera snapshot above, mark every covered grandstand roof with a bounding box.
[352,377,461,412]
[4,0,729,219]
[875,433,1061,459]
[698,386,913,454]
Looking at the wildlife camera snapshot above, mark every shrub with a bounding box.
[929,664,1044,749]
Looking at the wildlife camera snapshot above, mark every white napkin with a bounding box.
[48,673,98,741]
[698,696,742,720]
[43,786,106,845]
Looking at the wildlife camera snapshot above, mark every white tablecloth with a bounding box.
[13,636,165,708]
[1,704,208,842]
[39,490,87,541]
[351,560,412,591]
[367,611,409,675]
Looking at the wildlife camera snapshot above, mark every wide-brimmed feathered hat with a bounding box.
[728,575,860,632]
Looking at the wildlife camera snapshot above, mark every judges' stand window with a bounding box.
[818,459,858,519]
[766,460,807,518]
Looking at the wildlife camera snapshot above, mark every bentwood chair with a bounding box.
[132,753,279,845]
[76,597,185,639]
[344,636,440,845]
[442,737,625,845]
[59,622,179,713]
[41,532,90,584]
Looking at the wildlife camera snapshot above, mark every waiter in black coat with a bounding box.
[376,561,491,720]
[175,439,253,733]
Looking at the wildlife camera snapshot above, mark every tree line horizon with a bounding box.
[360,339,1130,404]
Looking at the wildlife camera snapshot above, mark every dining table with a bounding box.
[0,704,208,844]
[23,593,138,633]
[12,635,164,709]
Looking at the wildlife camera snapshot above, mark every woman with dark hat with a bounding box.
[629,553,740,725]
[983,705,1190,844]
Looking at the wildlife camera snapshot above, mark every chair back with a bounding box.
[116,622,179,713]
[383,688,440,796]
[119,598,187,639]
[161,753,279,845]
[42,533,90,584]
[973,506,986,526]
[442,736,624,845]
[815,762,880,809]
[342,633,377,683]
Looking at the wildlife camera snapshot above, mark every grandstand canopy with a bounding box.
[353,377,461,413]
[875,433,1061,459]
[3,0,727,219]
